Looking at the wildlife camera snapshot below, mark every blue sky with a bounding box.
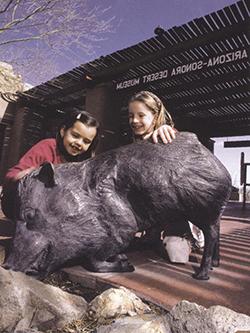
[57,0,239,81]
[92,0,238,55]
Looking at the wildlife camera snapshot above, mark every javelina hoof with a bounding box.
[120,260,135,272]
[212,259,220,267]
[192,272,210,280]
[107,254,135,272]
[83,257,135,273]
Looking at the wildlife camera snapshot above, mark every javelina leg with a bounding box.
[211,223,220,267]
[193,218,220,280]
[84,256,134,273]
[81,193,137,273]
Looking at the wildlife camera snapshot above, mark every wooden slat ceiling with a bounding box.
[17,0,250,137]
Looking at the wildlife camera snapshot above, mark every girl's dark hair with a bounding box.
[56,110,99,162]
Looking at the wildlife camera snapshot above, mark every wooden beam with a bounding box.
[224,141,250,148]
[171,96,250,116]
[140,65,249,97]
[165,83,249,107]
[89,20,249,83]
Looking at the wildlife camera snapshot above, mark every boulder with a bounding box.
[15,328,43,333]
[0,62,23,94]
[0,267,87,333]
[167,300,250,333]
[87,287,151,322]
[0,245,5,265]
[96,314,171,333]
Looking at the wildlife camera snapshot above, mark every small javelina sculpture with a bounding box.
[3,132,231,280]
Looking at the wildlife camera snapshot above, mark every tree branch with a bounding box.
[11,0,20,21]
[0,28,61,46]
[0,0,115,85]
[0,0,15,14]
[2,0,54,31]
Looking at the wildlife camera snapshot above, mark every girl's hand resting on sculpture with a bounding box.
[15,167,36,181]
[152,125,176,144]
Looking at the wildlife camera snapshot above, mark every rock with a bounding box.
[0,267,87,333]
[87,287,151,322]
[166,300,250,333]
[0,245,5,265]
[166,300,206,332]
[0,62,24,94]
[15,329,43,333]
[96,314,171,333]
[206,305,250,333]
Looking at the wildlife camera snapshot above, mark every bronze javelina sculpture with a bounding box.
[3,132,231,280]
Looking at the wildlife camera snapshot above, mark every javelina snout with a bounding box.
[3,223,52,279]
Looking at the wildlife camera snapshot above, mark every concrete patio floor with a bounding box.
[63,217,250,315]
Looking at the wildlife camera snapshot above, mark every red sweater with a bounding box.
[5,138,63,182]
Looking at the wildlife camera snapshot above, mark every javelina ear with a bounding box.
[38,162,56,187]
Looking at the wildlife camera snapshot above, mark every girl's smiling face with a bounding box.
[128,101,156,139]
[60,120,97,156]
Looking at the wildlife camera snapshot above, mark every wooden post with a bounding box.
[86,82,120,154]
[240,152,244,186]
[243,164,246,209]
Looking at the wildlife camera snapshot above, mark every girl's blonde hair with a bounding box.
[129,91,174,129]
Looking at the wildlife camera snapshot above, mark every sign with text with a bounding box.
[115,49,248,90]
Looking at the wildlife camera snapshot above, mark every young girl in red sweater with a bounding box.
[1,110,99,218]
